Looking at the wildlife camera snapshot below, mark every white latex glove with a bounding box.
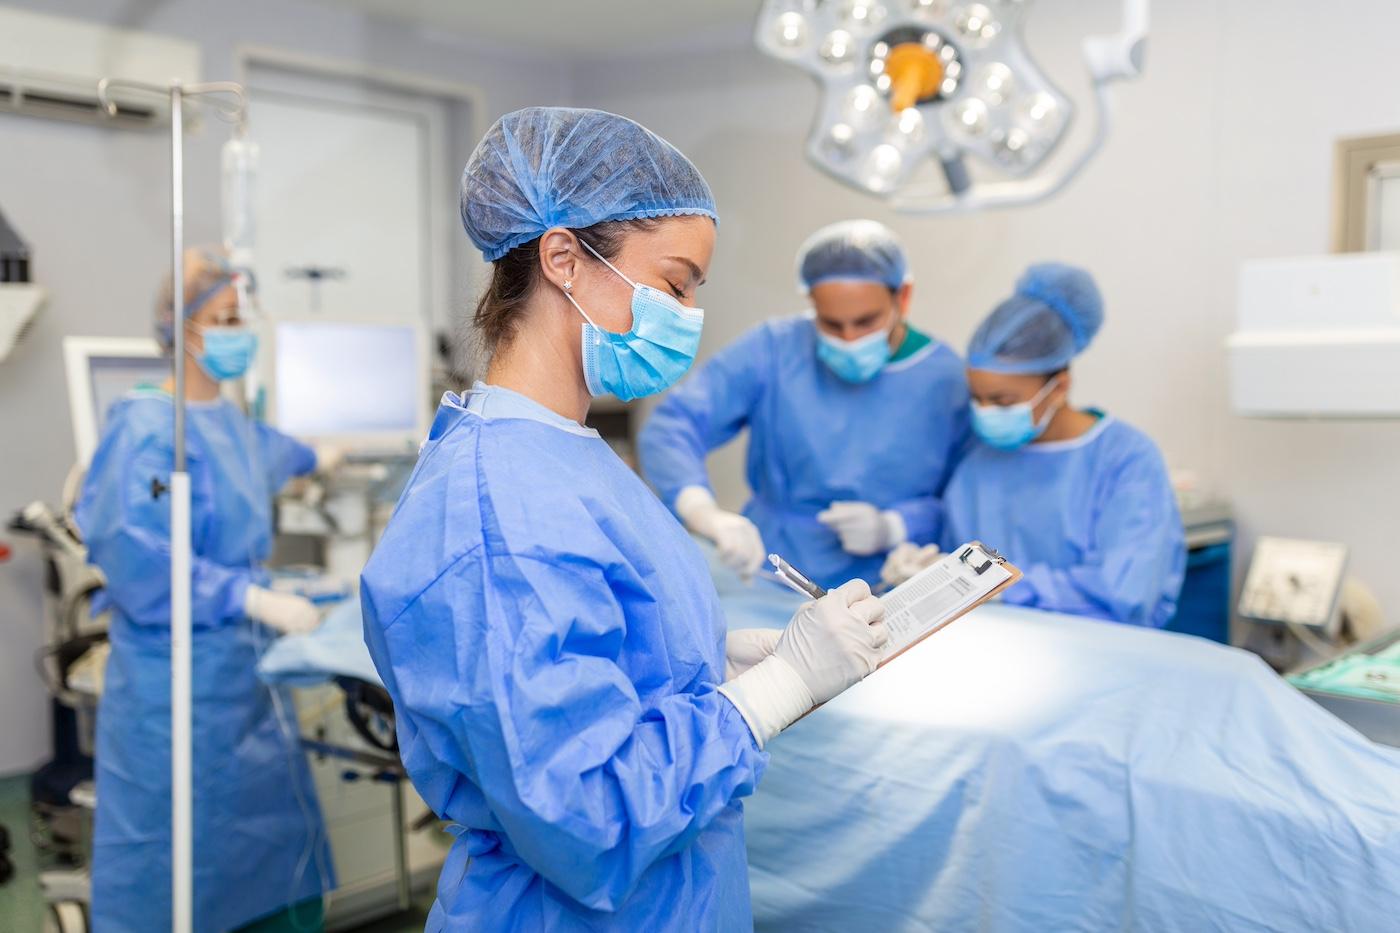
[314,444,346,475]
[880,542,943,590]
[724,628,782,680]
[816,501,907,557]
[244,586,322,635]
[675,486,766,577]
[718,579,887,747]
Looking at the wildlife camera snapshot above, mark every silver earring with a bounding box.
[563,281,572,291]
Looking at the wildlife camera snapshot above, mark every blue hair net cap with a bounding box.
[796,219,909,292]
[154,247,237,350]
[460,107,718,262]
[967,263,1104,374]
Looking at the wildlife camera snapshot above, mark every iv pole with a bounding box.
[97,77,248,933]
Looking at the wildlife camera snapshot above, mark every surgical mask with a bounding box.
[970,376,1062,451]
[815,315,894,384]
[562,240,704,402]
[194,325,258,381]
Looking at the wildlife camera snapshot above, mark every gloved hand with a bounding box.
[314,444,346,475]
[675,486,766,577]
[244,586,322,635]
[724,628,782,680]
[718,580,887,747]
[816,501,907,556]
[880,542,943,590]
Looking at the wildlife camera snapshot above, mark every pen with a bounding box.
[768,553,828,600]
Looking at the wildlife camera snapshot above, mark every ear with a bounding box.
[895,282,913,317]
[1053,368,1072,402]
[538,227,582,293]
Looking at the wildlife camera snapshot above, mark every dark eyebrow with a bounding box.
[664,256,706,287]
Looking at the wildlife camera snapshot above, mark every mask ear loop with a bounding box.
[562,235,642,330]
[1030,374,1064,428]
[577,237,639,289]
[560,279,601,329]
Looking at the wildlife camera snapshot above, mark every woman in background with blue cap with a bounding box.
[360,108,889,931]
[77,248,333,932]
[886,263,1185,627]
[638,219,970,591]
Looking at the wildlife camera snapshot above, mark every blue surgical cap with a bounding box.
[154,247,237,350]
[460,107,718,262]
[797,219,909,292]
[967,262,1104,374]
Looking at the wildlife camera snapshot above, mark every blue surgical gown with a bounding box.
[639,315,971,590]
[75,389,332,933]
[360,385,768,931]
[940,414,1186,627]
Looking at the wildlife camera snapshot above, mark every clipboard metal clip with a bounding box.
[958,543,1006,575]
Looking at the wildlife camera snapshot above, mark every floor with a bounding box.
[0,773,435,933]
[0,774,44,932]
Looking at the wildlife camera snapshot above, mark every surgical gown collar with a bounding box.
[1020,411,1112,453]
[457,381,601,438]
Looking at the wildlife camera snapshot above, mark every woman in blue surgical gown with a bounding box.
[360,107,889,931]
[886,263,1185,627]
[76,249,332,932]
[637,219,970,590]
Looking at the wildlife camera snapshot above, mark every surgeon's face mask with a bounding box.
[561,239,704,402]
[815,311,895,384]
[970,375,1062,450]
[193,324,259,381]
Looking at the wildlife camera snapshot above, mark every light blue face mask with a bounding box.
[563,240,704,402]
[970,375,1061,450]
[194,326,259,381]
[815,316,894,384]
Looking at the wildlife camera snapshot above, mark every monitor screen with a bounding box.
[273,320,423,441]
[89,354,170,433]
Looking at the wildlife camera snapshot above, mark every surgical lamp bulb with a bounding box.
[839,0,887,33]
[976,62,1015,104]
[863,143,904,191]
[995,127,1032,163]
[896,107,925,139]
[843,84,886,131]
[952,97,990,135]
[821,29,856,64]
[772,11,809,49]
[823,122,858,163]
[955,4,1001,43]
[1018,92,1059,129]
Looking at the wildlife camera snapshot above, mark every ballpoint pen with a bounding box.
[767,553,828,600]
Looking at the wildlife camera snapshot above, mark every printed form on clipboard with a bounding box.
[878,542,1022,667]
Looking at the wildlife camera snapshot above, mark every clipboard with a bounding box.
[875,540,1022,670]
[800,542,1021,718]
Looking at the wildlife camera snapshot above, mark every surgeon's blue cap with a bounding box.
[967,262,1104,375]
[796,219,909,293]
[460,107,718,262]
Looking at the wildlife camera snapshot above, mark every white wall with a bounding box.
[573,0,1400,629]
[0,0,569,774]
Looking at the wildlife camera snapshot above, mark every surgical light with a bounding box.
[755,0,1149,213]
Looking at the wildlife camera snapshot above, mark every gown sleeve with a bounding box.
[638,325,772,507]
[252,422,318,490]
[76,414,253,628]
[887,379,972,546]
[381,551,767,912]
[1003,442,1185,627]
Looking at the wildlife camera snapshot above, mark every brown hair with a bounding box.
[473,218,660,355]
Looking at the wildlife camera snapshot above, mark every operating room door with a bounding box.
[245,63,458,334]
